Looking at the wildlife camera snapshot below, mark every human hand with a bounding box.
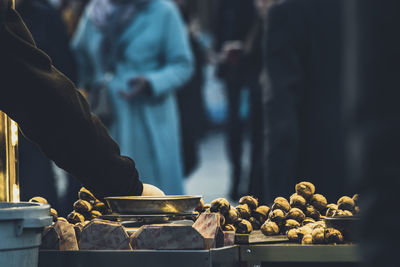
[118,76,151,100]
[219,41,243,65]
[141,183,165,196]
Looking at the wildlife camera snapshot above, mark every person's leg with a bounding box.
[226,81,244,200]
[248,83,264,199]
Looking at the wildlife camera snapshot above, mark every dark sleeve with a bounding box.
[263,1,306,199]
[0,6,143,198]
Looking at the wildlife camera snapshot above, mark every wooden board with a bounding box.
[235,230,289,244]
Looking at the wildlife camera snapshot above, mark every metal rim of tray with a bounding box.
[104,195,202,215]
[100,212,196,223]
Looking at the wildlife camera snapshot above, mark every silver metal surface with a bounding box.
[239,244,361,263]
[39,246,240,267]
[104,195,202,214]
[100,213,196,223]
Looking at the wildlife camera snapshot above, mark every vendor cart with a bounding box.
[240,243,360,267]
[39,246,240,267]
[39,243,361,267]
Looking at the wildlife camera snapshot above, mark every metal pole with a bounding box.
[0,0,19,202]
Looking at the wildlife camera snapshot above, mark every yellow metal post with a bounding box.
[0,0,19,202]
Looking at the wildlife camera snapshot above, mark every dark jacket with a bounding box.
[0,0,142,198]
[264,0,347,202]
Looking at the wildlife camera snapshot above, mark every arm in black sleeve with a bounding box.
[0,4,143,198]
[263,1,306,200]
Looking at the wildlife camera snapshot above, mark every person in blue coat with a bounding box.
[72,0,193,195]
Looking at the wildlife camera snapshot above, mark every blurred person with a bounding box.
[16,0,81,215]
[244,0,275,200]
[264,0,349,202]
[346,1,400,266]
[214,0,255,200]
[174,0,207,177]
[59,0,90,38]
[0,0,163,199]
[72,0,193,194]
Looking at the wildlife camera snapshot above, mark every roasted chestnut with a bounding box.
[302,217,315,226]
[249,217,262,230]
[236,219,253,234]
[289,193,307,210]
[354,206,360,215]
[286,208,306,223]
[210,198,231,215]
[67,211,85,224]
[268,209,286,224]
[287,228,301,242]
[57,217,68,223]
[93,200,108,214]
[272,197,290,213]
[337,196,355,211]
[236,204,251,219]
[310,194,327,211]
[223,224,236,232]
[252,205,270,223]
[239,196,258,210]
[305,205,320,221]
[344,210,353,216]
[352,194,359,206]
[73,199,92,214]
[29,196,48,204]
[78,187,96,203]
[326,205,339,217]
[301,234,313,244]
[326,203,338,210]
[299,226,313,238]
[284,219,301,232]
[324,228,344,244]
[195,198,205,213]
[261,220,280,236]
[226,207,240,224]
[50,208,58,222]
[295,181,315,199]
[90,210,102,219]
[219,214,226,226]
[312,228,325,244]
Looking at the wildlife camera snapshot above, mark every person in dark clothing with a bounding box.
[16,0,80,215]
[0,0,162,199]
[244,0,274,201]
[215,0,255,200]
[264,0,349,202]
[345,1,400,266]
[175,0,207,177]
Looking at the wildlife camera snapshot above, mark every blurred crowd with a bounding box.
[18,0,351,213]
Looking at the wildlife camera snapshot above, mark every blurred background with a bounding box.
[18,0,270,207]
[15,0,358,212]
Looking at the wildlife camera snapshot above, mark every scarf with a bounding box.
[87,0,150,71]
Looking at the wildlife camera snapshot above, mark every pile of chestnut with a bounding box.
[195,181,359,245]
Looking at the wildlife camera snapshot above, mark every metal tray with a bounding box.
[324,216,360,241]
[104,195,202,214]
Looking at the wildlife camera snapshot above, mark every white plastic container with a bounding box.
[0,202,52,267]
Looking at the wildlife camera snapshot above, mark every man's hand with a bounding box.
[141,183,165,196]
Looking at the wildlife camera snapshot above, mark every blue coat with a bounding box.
[72,0,193,194]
